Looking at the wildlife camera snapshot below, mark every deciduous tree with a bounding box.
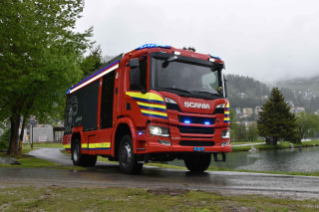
[295,112,319,140]
[0,0,94,155]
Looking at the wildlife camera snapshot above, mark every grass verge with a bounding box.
[232,140,319,152]
[22,142,63,148]
[0,148,84,170]
[0,186,318,211]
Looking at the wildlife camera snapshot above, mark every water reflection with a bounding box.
[167,146,319,173]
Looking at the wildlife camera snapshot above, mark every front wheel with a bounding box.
[119,135,143,174]
[184,154,211,172]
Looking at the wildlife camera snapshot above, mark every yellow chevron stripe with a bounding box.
[224,111,230,114]
[141,109,167,117]
[224,117,230,121]
[137,101,166,109]
[63,144,71,149]
[126,92,164,102]
[226,103,230,108]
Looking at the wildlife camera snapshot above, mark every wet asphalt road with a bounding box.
[1,148,319,200]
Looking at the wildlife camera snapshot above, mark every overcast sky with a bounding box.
[75,0,319,83]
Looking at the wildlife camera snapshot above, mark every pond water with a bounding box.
[167,146,319,173]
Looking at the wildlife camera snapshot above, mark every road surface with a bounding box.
[0,148,318,200]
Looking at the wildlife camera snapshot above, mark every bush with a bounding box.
[0,128,10,150]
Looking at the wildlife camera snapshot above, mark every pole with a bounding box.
[31,125,33,149]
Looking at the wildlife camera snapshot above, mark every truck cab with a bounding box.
[63,44,231,174]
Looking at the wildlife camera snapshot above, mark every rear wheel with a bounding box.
[184,154,211,172]
[72,139,97,167]
[119,135,143,174]
[72,138,84,166]
[84,155,97,167]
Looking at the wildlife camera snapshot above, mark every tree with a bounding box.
[229,109,238,141]
[247,122,258,141]
[80,45,103,76]
[257,87,299,145]
[295,112,319,140]
[0,0,94,155]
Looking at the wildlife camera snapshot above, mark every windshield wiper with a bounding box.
[158,87,191,93]
[191,90,221,96]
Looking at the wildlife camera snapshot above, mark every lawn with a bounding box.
[0,147,84,170]
[232,140,319,152]
[0,186,318,211]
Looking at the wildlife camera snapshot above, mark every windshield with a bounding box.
[151,57,224,98]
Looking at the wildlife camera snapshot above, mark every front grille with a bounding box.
[178,115,215,125]
[179,141,215,146]
[178,126,214,134]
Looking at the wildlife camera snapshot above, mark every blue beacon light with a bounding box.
[184,120,191,124]
[204,121,210,125]
[136,44,171,50]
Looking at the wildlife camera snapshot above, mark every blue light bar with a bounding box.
[210,54,221,60]
[138,131,143,135]
[136,44,171,50]
[184,120,191,124]
[204,121,210,125]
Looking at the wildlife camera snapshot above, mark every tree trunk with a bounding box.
[17,116,27,159]
[9,115,20,157]
[273,137,278,146]
[7,117,15,155]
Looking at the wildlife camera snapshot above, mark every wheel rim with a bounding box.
[120,142,132,167]
[73,145,79,161]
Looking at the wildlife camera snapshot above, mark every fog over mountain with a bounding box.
[76,0,319,83]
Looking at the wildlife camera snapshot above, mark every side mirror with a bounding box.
[224,74,228,98]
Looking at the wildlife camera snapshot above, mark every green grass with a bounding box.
[0,186,318,211]
[231,140,319,152]
[22,142,63,148]
[0,147,84,170]
[231,141,264,145]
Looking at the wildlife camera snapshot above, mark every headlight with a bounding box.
[149,125,170,137]
[164,97,177,104]
[222,129,230,139]
[221,141,230,146]
[216,103,225,108]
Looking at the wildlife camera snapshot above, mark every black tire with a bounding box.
[84,155,97,167]
[72,139,97,167]
[119,135,143,174]
[184,154,211,172]
[72,138,85,166]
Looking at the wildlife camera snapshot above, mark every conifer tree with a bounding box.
[257,87,300,145]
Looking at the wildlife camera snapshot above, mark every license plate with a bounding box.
[193,147,205,152]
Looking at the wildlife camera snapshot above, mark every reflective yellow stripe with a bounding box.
[224,117,230,121]
[137,101,166,109]
[95,142,111,148]
[88,143,95,149]
[224,111,230,114]
[141,109,167,117]
[126,92,164,102]
[226,103,230,108]
[83,142,111,149]
[63,144,71,149]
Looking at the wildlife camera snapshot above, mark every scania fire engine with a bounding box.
[63,44,231,174]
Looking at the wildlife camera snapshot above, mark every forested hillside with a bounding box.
[226,74,319,113]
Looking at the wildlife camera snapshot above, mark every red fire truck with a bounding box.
[63,44,231,174]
